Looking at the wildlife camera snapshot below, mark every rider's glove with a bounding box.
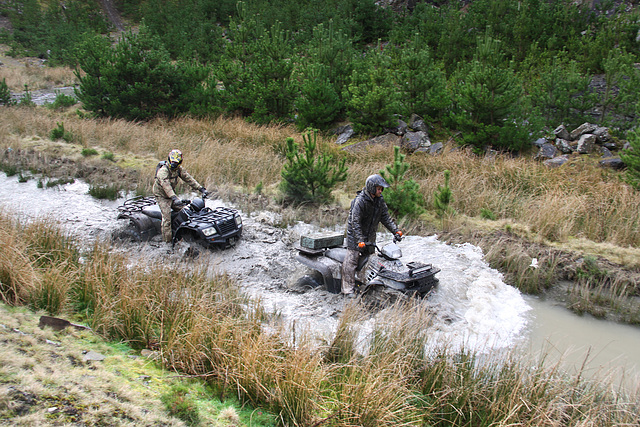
[171,196,183,209]
[394,230,403,242]
[199,187,209,198]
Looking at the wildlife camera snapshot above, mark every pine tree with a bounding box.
[380,146,424,218]
[620,129,640,190]
[393,34,449,120]
[434,169,454,229]
[75,28,210,120]
[0,79,14,106]
[450,30,525,152]
[280,129,348,204]
[345,44,399,134]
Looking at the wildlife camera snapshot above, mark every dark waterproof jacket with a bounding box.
[346,189,398,254]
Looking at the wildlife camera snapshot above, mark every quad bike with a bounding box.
[115,195,242,249]
[294,232,440,302]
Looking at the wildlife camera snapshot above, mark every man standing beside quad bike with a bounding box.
[153,149,208,244]
[342,174,403,296]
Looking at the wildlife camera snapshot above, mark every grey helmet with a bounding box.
[190,198,205,212]
[365,174,390,196]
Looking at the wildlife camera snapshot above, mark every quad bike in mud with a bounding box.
[294,232,440,304]
[114,196,242,249]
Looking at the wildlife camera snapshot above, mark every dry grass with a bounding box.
[0,56,78,91]
[2,107,639,251]
[1,216,639,426]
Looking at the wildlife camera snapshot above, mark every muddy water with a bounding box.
[1,173,638,391]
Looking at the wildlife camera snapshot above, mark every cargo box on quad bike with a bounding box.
[295,232,440,300]
[115,196,242,248]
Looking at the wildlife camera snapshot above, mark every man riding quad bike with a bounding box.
[115,195,242,249]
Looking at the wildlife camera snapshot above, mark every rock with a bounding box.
[83,350,106,362]
[556,138,574,154]
[599,158,626,170]
[603,142,618,151]
[408,114,429,133]
[535,143,557,160]
[533,137,547,148]
[415,141,443,155]
[570,122,597,140]
[401,131,431,153]
[386,119,408,136]
[576,134,597,154]
[341,133,400,152]
[335,125,354,145]
[601,146,613,158]
[543,155,570,168]
[554,125,571,140]
[593,126,611,143]
[39,315,91,331]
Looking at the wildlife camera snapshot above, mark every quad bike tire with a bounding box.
[112,227,142,243]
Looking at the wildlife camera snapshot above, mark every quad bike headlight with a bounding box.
[202,227,218,237]
[234,215,242,226]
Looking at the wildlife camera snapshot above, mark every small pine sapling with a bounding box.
[380,146,424,218]
[280,129,348,204]
[434,169,454,228]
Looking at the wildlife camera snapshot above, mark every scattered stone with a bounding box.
[576,134,597,154]
[532,137,547,148]
[39,315,91,331]
[386,119,408,135]
[401,131,431,153]
[335,125,354,145]
[593,126,611,143]
[408,114,428,133]
[600,146,613,158]
[556,138,574,154]
[599,158,626,170]
[45,339,61,346]
[82,350,106,362]
[554,125,571,140]
[535,143,557,160]
[570,122,597,140]
[543,155,570,168]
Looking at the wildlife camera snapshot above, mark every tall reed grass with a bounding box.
[1,108,639,249]
[1,214,638,426]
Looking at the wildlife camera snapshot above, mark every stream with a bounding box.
[1,172,638,393]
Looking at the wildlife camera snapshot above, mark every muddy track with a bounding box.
[3,145,639,325]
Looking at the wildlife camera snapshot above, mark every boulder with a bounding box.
[576,133,597,154]
[556,138,574,154]
[570,122,597,140]
[600,146,613,158]
[543,155,570,168]
[401,131,431,153]
[592,126,611,143]
[335,125,354,145]
[533,137,547,148]
[535,142,558,160]
[385,119,408,136]
[599,158,626,170]
[408,114,429,133]
[554,125,571,140]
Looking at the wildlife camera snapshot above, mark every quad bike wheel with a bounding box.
[112,227,142,243]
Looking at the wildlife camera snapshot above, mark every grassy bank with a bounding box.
[1,104,639,322]
[1,213,638,426]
